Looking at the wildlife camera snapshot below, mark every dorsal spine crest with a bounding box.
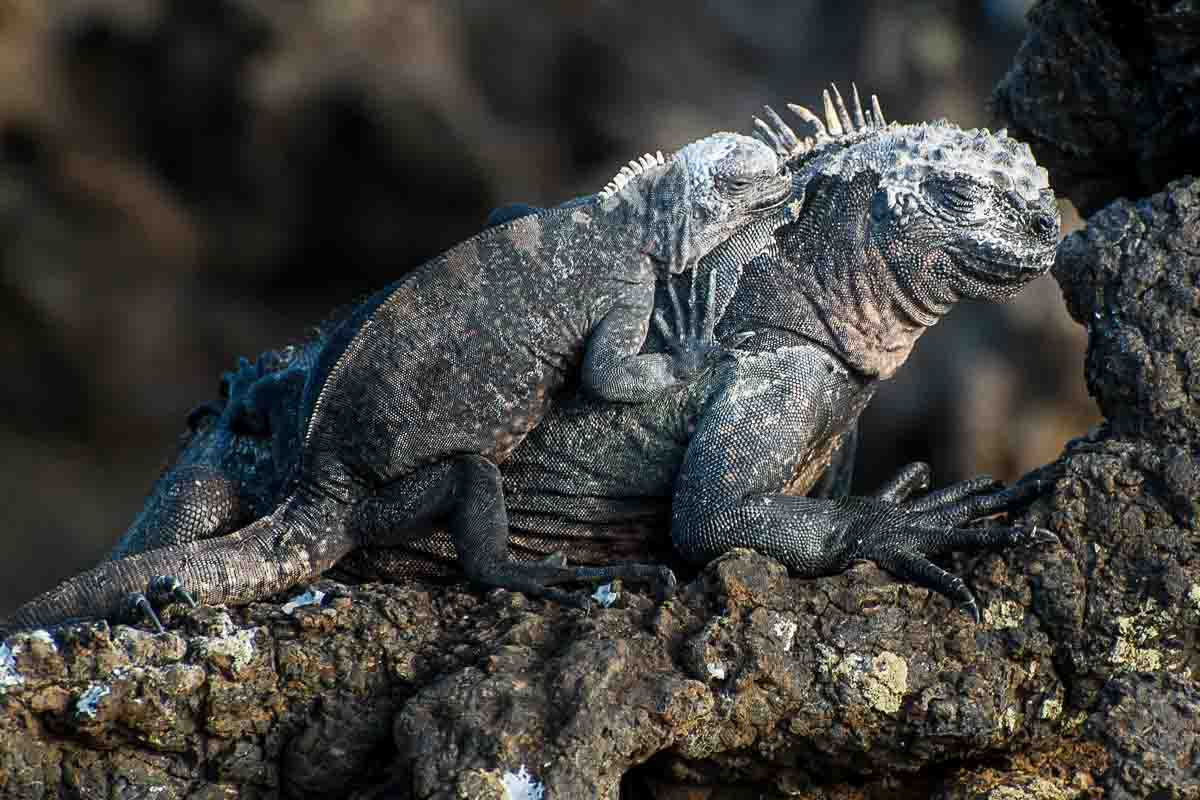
[597,150,666,200]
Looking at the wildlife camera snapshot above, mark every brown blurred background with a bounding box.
[0,0,1096,615]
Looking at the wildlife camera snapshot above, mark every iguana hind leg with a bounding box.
[360,455,676,608]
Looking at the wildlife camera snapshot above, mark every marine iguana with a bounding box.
[3,130,793,630]
[4,86,1061,632]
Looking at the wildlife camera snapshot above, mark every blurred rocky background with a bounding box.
[0,0,1094,614]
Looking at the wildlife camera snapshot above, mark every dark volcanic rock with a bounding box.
[1054,176,1200,448]
[0,550,1070,799]
[993,0,1200,216]
[1085,671,1200,798]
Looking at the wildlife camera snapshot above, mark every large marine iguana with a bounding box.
[4,86,1061,632]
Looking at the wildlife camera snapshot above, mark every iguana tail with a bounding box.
[107,465,250,561]
[3,492,352,635]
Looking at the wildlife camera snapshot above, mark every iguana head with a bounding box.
[755,85,1059,322]
[599,132,792,274]
[733,85,1059,378]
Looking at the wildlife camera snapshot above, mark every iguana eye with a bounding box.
[929,179,979,214]
[720,175,754,193]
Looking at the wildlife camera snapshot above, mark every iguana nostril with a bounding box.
[1034,212,1057,235]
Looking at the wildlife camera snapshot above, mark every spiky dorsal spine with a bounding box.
[597,150,666,200]
[753,83,887,161]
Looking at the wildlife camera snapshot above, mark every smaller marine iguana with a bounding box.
[4,86,1063,633]
[5,131,792,631]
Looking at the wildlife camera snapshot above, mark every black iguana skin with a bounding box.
[4,87,1061,632]
[3,130,793,630]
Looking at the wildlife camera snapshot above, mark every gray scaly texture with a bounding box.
[4,85,1061,632]
[3,130,792,631]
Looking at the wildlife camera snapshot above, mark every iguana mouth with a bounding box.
[952,248,1053,283]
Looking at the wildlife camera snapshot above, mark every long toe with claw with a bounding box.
[853,523,1054,621]
[873,462,933,503]
[846,470,1062,620]
[147,575,199,611]
[115,575,198,633]
[116,592,166,633]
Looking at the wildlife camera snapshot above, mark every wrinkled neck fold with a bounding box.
[733,239,956,381]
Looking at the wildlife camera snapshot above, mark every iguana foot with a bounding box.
[116,575,198,633]
[654,268,750,380]
[850,465,1059,622]
[867,525,1057,623]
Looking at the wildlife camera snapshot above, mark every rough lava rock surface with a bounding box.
[5,4,1200,799]
[993,0,1200,216]
[1055,177,1200,449]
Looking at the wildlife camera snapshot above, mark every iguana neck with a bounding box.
[790,245,951,380]
[595,164,691,272]
[728,171,959,380]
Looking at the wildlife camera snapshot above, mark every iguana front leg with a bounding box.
[671,345,1057,621]
[584,230,770,403]
[808,423,857,500]
[579,253,685,403]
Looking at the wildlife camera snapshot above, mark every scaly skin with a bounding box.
[4,86,1062,633]
[3,130,792,631]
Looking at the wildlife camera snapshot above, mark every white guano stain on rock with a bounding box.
[76,683,110,718]
[0,643,22,690]
[770,615,797,652]
[282,588,326,614]
[502,765,545,800]
[591,583,618,608]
